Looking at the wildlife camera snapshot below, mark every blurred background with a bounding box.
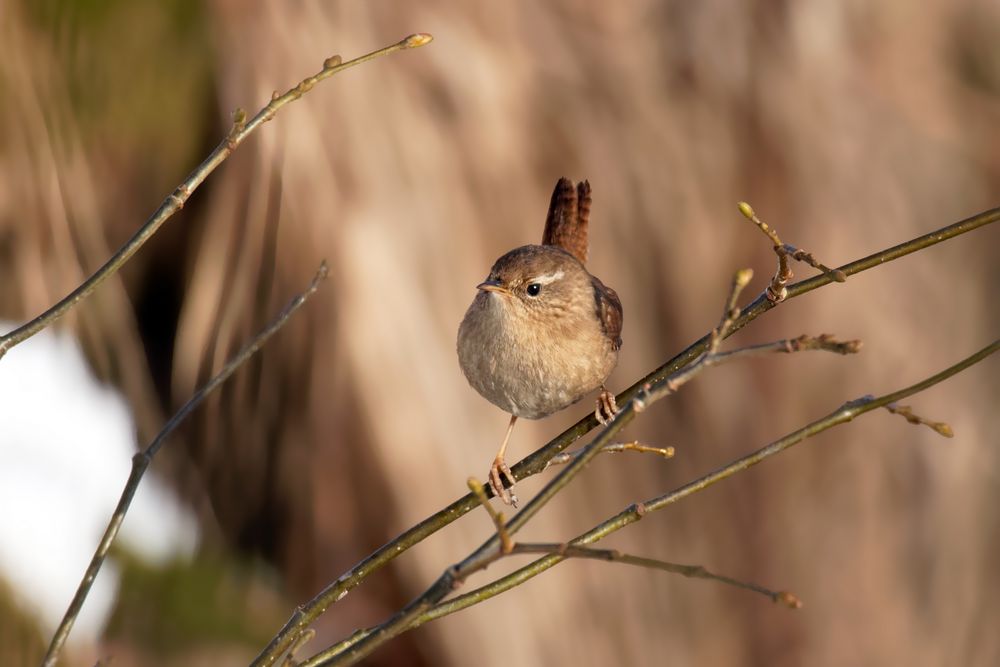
[1,0,998,665]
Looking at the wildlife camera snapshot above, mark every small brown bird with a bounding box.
[457,178,623,505]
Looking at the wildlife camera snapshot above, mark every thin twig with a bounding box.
[713,268,754,346]
[40,264,329,667]
[0,34,431,362]
[508,543,799,608]
[700,334,862,365]
[280,629,317,667]
[884,402,954,438]
[402,339,997,632]
[252,206,998,667]
[544,441,675,468]
[467,478,514,554]
[738,201,846,302]
[306,542,799,667]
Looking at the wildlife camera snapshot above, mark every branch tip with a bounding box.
[737,201,755,220]
[735,267,754,289]
[467,478,514,554]
[404,33,434,48]
[282,628,316,667]
[885,403,954,438]
[775,591,803,609]
[544,440,674,468]
[789,334,862,355]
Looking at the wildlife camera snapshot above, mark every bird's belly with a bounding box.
[458,326,616,419]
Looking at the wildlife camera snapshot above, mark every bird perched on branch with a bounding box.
[457,178,623,505]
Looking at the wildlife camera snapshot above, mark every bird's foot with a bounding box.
[595,387,619,426]
[489,456,518,507]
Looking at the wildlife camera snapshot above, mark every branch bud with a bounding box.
[404,33,434,48]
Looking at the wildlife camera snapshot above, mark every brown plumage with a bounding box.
[542,177,591,264]
[458,177,623,505]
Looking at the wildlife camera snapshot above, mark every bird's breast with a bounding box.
[457,292,617,419]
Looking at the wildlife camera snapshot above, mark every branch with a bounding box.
[738,201,845,302]
[280,629,317,667]
[884,403,954,437]
[303,541,800,667]
[510,543,801,608]
[251,206,998,667]
[515,206,998,486]
[399,339,997,634]
[0,34,431,362]
[544,440,675,468]
[467,478,514,555]
[39,264,329,667]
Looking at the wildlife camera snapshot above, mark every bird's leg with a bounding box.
[595,385,619,426]
[489,414,519,507]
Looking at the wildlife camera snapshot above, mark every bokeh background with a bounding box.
[1,0,999,665]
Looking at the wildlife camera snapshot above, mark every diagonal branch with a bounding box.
[0,34,431,362]
[306,541,801,665]
[544,440,675,467]
[515,206,998,484]
[399,338,997,635]
[39,263,329,667]
[251,206,998,667]
[509,543,801,608]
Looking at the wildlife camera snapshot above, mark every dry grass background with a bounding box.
[1,0,999,665]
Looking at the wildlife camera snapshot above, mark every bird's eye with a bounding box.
[526,283,541,297]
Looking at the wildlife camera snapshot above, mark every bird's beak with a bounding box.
[476,279,508,294]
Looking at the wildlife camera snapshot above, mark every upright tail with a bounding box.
[541,177,591,265]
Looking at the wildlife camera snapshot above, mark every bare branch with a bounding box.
[398,340,996,637]
[40,264,329,667]
[545,440,675,468]
[467,478,514,555]
[280,629,317,667]
[0,34,431,361]
[304,541,799,667]
[738,201,845,303]
[510,543,801,608]
[711,334,862,364]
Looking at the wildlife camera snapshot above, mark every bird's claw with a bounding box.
[489,457,518,507]
[595,388,619,426]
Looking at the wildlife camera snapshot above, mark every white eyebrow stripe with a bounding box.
[530,270,564,285]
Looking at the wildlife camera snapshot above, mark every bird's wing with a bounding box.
[591,276,623,350]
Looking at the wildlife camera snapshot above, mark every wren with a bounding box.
[457,178,623,505]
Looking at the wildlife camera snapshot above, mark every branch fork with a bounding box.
[738,201,845,303]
